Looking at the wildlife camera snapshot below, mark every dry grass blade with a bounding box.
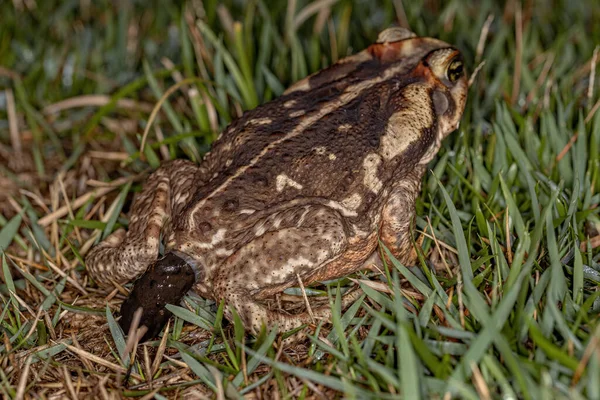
[475,15,494,64]
[151,320,170,376]
[5,88,21,156]
[587,46,599,104]
[471,362,491,400]
[208,365,226,400]
[585,98,600,123]
[572,324,600,385]
[42,95,153,114]
[61,365,78,399]
[123,307,146,363]
[139,388,161,400]
[511,1,523,105]
[468,61,486,88]
[556,131,580,162]
[15,356,32,400]
[37,174,143,227]
[87,151,130,161]
[426,216,453,276]
[393,0,410,29]
[418,226,459,255]
[349,278,392,294]
[98,375,110,400]
[296,272,316,322]
[293,0,338,31]
[138,78,202,155]
[64,343,144,381]
[580,235,600,250]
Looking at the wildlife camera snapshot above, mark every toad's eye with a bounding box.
[447,59,464,83]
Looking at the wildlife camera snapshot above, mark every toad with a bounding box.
[86,27,468,340]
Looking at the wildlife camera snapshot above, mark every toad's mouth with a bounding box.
[119,252,198,342]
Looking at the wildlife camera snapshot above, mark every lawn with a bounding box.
[0,0,599,398]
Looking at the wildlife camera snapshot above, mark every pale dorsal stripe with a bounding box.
[189,61,426,227]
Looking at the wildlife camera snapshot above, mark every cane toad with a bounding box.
[86,27,468,339]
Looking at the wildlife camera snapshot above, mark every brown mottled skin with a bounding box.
[86,27,468,339]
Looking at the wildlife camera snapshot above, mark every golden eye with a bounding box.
[446,59,464,83]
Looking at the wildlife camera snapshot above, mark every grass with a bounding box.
[1,0,599,398]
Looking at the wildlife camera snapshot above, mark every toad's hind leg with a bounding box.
[214,206,356,334]
[85,160,198,285]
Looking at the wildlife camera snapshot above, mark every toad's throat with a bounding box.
[119,252,199,341]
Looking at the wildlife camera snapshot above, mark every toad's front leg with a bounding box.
[85,159,199,284]
[85,160,199,337]
[379,166,426,266]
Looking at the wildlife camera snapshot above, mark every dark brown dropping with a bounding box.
[119,252,198,341]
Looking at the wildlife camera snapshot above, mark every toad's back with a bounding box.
[174,35,460,236]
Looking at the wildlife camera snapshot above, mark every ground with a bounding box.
[0,0,599,398]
